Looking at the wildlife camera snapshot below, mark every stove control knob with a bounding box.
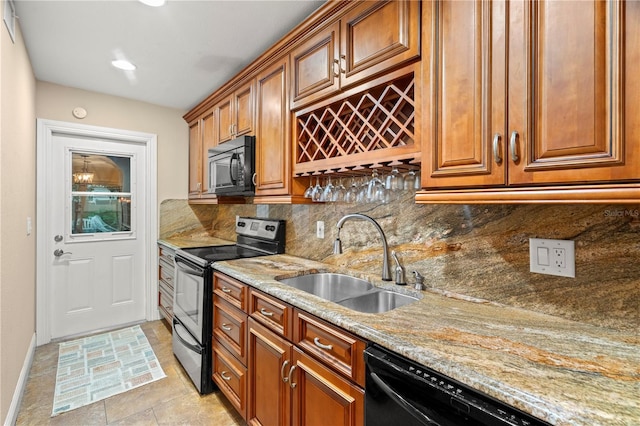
[238,221,246,227]
[266,225,275,232]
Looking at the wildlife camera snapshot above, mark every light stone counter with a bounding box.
[213,254,639,426]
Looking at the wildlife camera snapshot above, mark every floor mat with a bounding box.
[52,324,166,417]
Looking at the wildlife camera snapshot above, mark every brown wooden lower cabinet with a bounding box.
[213,273,366,426]
[247,317,364,426]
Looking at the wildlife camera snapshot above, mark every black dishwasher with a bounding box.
[364,345,550,426]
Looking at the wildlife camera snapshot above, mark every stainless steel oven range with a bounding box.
[172,216,285,394]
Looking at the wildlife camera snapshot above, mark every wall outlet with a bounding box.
[529,238,575,278]
[316,221,325,239]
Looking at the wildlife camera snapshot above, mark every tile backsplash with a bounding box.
[161,197,640,331]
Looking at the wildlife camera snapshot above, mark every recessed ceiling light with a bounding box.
[111,59,136,71]
[139,0,166,6]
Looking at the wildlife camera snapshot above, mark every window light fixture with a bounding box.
[111,59,137,71]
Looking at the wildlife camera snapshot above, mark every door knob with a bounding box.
[54,249,72,257]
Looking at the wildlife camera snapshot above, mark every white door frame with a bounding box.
[36,119,158,345]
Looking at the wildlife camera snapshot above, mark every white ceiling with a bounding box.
[15,0,325,111]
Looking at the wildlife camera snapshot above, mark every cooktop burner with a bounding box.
[175,217,286,268]
[181,244,265,263]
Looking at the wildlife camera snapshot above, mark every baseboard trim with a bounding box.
[4,333,36,426]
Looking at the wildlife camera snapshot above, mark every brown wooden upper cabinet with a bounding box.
[188,110,215,198]
[420,0,639,199]
[214,79,255,145]
[290,0,420,110]
[254,55,292,199]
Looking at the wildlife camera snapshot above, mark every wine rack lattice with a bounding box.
[295,74,417,174]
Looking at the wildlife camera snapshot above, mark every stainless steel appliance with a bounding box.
[207,135,255,196]
[364,345,550,426]
[172,216,285,394]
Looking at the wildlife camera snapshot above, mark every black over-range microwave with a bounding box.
[208,135,255,196]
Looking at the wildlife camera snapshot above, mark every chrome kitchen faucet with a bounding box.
[333,213,392,281]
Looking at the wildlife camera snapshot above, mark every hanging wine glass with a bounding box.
[312,176,323,202]
[321,175,335,202]
[404,170,417,194]
[303,175,314,198]
[333,177,347,202]
[345,177,359,204]
[366,170,384,203]
[386,167,404,200]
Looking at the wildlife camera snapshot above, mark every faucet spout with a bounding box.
[334,213,392,281]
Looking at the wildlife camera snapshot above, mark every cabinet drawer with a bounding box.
[293,309,366,387]
[213,295,248,364]
[158,245,175,265]
[249,289,292,339]
[158,286,173,322]
[214,272,248,311]
[212,340,247,421]
[159,263,174,288]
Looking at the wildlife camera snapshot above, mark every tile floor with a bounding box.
[16,320,246,425]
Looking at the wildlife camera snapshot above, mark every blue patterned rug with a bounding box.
[52,325,166,417]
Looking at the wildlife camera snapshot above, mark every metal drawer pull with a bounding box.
[280,360,290,383]
[260,308,274,317]
[221,323,232,331]
[221,287,232,293]
[313,337,333,351]
[510,131,520,162]
[333,59,340,78]
[288,365,298,389]
[220,371,232,381]
[492,133,502,164]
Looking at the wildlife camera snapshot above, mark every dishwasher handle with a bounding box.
[369,372,440,426]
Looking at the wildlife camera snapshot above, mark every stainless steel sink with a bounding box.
[277,272,419,313]
[336,290,419,313]
[276,273,375,302]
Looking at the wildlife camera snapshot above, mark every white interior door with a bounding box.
[46,132,147,339]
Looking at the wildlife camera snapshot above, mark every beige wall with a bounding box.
[0,10,37,423]
[36,81,189,205]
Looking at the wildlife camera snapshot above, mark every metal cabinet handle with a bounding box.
[252,173,257,186]
[333,59,340,78]
[288,365,298,389]
[280,360,290,383]
[492,133,502,164]
[260,308,274,317]
[340,54,346,74]
[221,287,232,293]
[313,337,333,351]
[53,249,72,257]
[221,323,232,331]
[220,371,232,381]
[510,131,520,162]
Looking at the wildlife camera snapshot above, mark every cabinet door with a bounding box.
[340,0,420,88]
[188,120,202,197]
[234,80,255,137]
[508,0,638,184]
[291,347,364,426]
[216,95,234,144]
[255,56,291,196]
[422,0,507,188]
[200,110,216,195]
[290,21,341,110]
[247,318,292,426]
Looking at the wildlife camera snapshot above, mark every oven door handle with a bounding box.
[175,258,204,277]
[173,319,203,355]
[369,372,440,426]
[229,152,240,185]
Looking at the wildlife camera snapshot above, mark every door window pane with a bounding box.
[71,152,132,235]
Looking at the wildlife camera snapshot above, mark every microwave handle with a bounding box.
[229,152,240,185]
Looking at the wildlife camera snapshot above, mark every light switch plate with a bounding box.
[529,238,575,278]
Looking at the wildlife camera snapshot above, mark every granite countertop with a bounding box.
[158,235,235,250]
[212,254,639,426]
